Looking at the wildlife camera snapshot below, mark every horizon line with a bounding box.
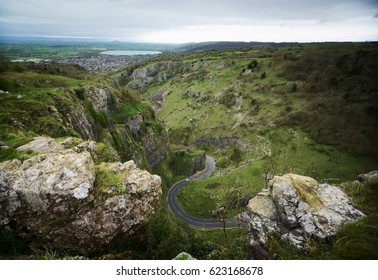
[0,35,377,45]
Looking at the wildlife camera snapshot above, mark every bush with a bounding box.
[219,91,236,108]
[230,147,243,163]
[247,59,258,70]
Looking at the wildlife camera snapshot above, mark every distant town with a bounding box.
[55,54,144,73]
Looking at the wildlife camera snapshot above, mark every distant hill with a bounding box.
[177,41,278,52]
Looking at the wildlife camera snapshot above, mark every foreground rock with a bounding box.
[0,150,162,255]
[247,174,364,259]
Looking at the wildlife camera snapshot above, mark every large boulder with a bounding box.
[247,174,364,259]
[0,150,162,255]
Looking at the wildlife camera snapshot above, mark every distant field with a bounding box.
[0,41,176,60]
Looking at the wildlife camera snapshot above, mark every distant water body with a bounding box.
[101,50,162,56]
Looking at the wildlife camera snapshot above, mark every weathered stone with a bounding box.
[127,114,143,136]
[127,62,188,88]
[47,105,58,114]
[185,91,205,98]
[83,86,110,113]
[141,127,170,169]
[0,151,95,226]
[54,91,97,140]
[151,88,169,110]
[247,174,364,259]
[74,140,97,153]
[0,151,162,255]
[247,190,279,259]
[193,136,249,149]
[358,170,378,183]
[16,137,64,153]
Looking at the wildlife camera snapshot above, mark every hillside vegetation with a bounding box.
[114,43,377,218]
[0,42,377,260]
[114,43,377,259]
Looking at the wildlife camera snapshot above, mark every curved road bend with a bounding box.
[168,155,241,228]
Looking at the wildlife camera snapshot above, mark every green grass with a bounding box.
[94,163,128,196]
[177,161,266,218]
[111,101,150,123]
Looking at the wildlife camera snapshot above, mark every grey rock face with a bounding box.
[83,86,110,113]
[127,114,144,136]
[65,101,97,140]
[16,137,64,153]
[151,88,169,111]
[0,151,95,227]
[127,62,188,88]
[0,150,162,255]
[141,127,170,169]
[192,151,206,174]
[247,174,364,259]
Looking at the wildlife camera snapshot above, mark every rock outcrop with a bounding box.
[151,88,169,111]
[83,85,111,114]
[0,148,162,255]
[357,170,378,183]
[17,136,64,153]
[54,91,97,140]
[193,136,249,149]
[247,174,364,259]
[192,151,206,174]
[127,61,187,88]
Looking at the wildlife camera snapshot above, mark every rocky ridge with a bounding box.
[247,173,365,259]
[127,61,188,88]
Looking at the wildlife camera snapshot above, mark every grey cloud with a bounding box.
[0,0,377,40]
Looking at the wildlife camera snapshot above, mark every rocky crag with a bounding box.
[246,173,365,259]
[126,61,188,88]
[0,67,171,256]
[0,137,161,255]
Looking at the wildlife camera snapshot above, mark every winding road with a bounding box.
[168,156,242,228]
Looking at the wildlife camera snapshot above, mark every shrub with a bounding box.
[247,59,258,70]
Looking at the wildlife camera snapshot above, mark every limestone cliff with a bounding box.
[127,61,188,88]
[3,81,170,171]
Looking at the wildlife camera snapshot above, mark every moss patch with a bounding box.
[289,175,322,209]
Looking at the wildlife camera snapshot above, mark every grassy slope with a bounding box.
[130,43,378,219]
[123,43,378,259]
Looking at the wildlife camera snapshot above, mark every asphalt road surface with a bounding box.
[167,155,241,228]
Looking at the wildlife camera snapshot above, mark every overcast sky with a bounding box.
[0,0,377,43]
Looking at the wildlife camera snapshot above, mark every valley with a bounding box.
[0,41,377,260]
